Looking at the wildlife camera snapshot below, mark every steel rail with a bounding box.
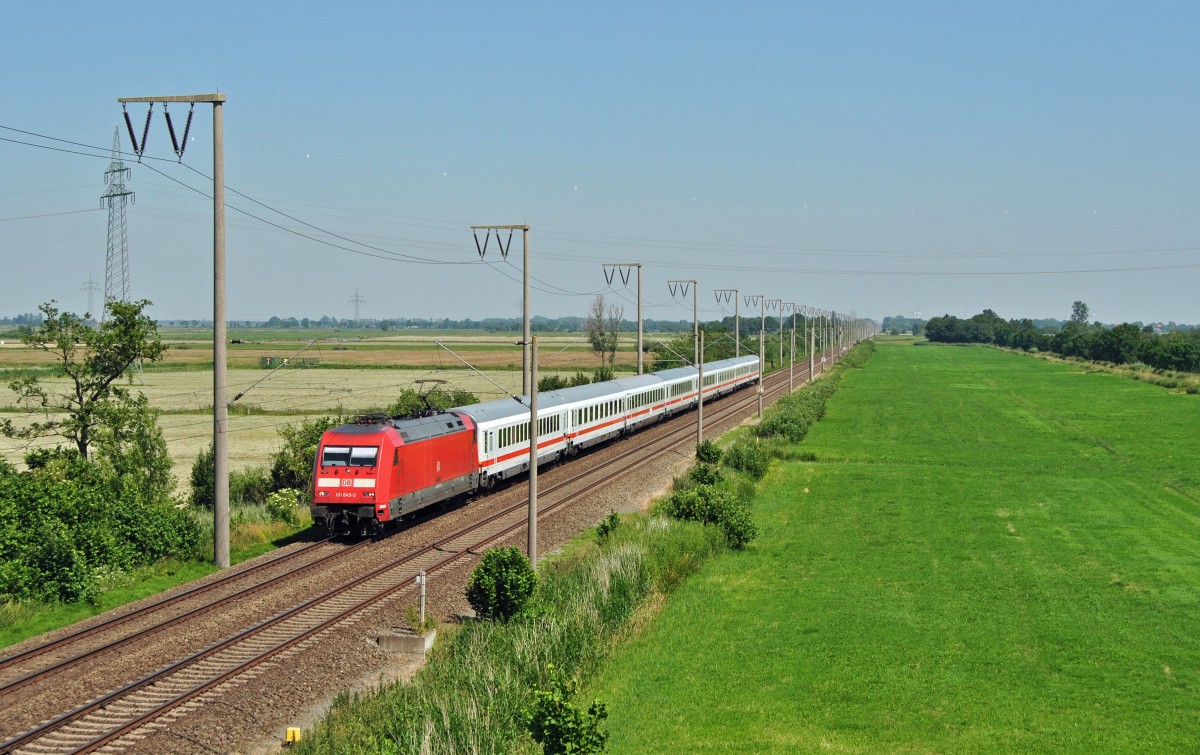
[0,537,335,674]
[0,539,369,701]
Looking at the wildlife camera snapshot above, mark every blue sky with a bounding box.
[2,2,1197,326]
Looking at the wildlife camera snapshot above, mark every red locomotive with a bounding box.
[311,412,479,536]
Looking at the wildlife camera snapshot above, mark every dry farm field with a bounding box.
[0,330,645,490]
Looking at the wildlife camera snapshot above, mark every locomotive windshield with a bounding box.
[321,445,379,468]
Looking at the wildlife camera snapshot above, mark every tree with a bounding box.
[1071,300,1090,325]
[604,301,623,368]
[585,295,607,366]
[1,300,165,460]
[92,392,175,506]
[385,387,477,417]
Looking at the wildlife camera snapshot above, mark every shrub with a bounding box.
[695,440,722,465]
[595,511,620,541]
[231,466,273,506]
[466,546,538,621]
[539,374,570,392]
[660,484,758,549]
[190,443,215,509]
[525,663,608,755]
[264,488,301,524]
[723,441,772,479]
[689,463,724,486]
[0,461,200,604]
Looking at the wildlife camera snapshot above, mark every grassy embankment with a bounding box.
[587,342,1200,752]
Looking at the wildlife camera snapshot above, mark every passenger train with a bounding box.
[310,355,761,536]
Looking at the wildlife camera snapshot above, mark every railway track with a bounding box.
[0,347,846,754]
[0,538,359,693]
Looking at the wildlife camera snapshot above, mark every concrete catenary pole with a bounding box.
[119,92,229,568]
[528,335,539,566]
[808,306,816,381]
[758,329,765,418]
[522,227,530,393]
[697,330,704,447]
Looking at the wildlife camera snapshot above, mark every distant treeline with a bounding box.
[137,314,801,335]
[881,314,1197,337]
[153,315,704,333]
[924,310,1200,372]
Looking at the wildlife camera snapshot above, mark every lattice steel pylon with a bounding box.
[101,127,134,313]
[101,127,141,379]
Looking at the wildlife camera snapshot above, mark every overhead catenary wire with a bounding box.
[4,124,1197,275]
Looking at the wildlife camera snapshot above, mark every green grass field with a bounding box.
[587,343,1200,752]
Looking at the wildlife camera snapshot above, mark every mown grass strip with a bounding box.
[587,343,1200,752]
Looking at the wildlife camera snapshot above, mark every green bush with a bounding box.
[264,488,301,525]
[689,462,724,486]
[386,388,478,417]
[695,440,722,465]
[660,484,758,549]
[466,546,538,621]
[596,511,620,541]
[230,466,272,506]
[0,460,200,604]
[539,374,570,392]
[525,663,608,754]
[190,443,215,509]
[722,441,772,479]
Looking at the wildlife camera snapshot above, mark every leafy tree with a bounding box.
[1092,323,1144,364]
[604,301,623,368]
[1,300,165,460]
[586,295,608,366]
[465,546,537,621]
[386,387,478,417]
[92,393,175,506]
[1071,300,1090,325]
